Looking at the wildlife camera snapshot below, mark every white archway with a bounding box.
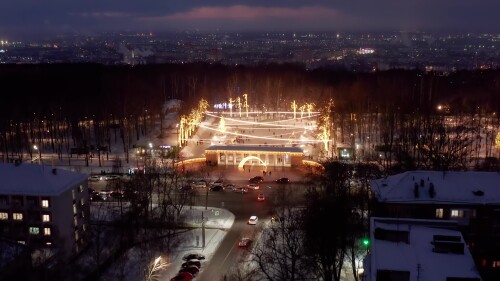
[238,156,267,171]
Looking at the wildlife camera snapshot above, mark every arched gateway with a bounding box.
[204,145,303,167]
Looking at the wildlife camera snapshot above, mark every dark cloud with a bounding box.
[0,0,499,39]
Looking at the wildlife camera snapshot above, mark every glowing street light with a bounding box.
[243,93,249,117]
[299,105,306,118]
[291,100,297,119]
[306,103,315,117]
[229,97,234,117]
[144,256,170,281]
[237,97,242,117]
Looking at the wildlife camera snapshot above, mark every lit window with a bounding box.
[493,261,500,268]
[44,228,51,236]
[81,211,85,218]
[41,199,49,208]
[435,208,443,218]
[18,241,26,245]
[79,185,84,192]
[72,189,76,200]
[80,198,85,206]
[75,230,79,241]
[82,224,87,232]
[42,214,50,222]
[13,213,23,221]
[29,227,40,235]
[451,209,464,218]
[74,216,78,226]
[0,212,8,220]
[73,204,77,214]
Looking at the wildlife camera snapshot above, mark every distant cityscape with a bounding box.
[1,31,499,72]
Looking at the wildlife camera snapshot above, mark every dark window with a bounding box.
[374,228,409,244]
[376,270,410,281]
[0,195,9,206]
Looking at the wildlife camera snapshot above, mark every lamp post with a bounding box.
[144,256,169,281]
[33,145,41,164]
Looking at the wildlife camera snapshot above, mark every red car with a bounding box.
[179,265,199,277]
[238,237,251,247]
[170,271,193,281]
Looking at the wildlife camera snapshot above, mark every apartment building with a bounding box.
[0,162,90,258]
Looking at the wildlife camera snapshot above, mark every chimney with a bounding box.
[52,168,57,175]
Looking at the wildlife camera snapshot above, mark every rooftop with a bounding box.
[366,217,482,281]
[0,162,88,196]
[205,145,303,153]
[370,170,500,205]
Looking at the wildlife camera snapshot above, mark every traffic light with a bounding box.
[362,238,370,247]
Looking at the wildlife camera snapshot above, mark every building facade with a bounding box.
[205,145,304,167]
[0,163,90,258]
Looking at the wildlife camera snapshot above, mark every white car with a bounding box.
[193,181,207,188]
[248,215,258,225]
[246,184,260,190]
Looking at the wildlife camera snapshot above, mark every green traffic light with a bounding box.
[362,238,370,246]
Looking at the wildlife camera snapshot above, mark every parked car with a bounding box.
[249,176,264,183]
[247,184,260,190]
[90,193,104,201]
[276,177,290,184]
[182,253,206,261]
[179,265,199,277]
[99,189,112,200]
[209,185,223,192]
[110,191,124,199]
[248,215,258,225]
[210,178,224,187]
[192,180,207,188]
[224,183,236,190]
[180,185,193,192]
[257,193,265,201]
[181,260,201,268]
[88,175,101,181]
[170,272,193,281]
[106,175,120,181]
[234,187,248,194]
[238,237,251,247]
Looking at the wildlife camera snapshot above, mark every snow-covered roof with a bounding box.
[368,217,482,281]
[370,170,500,205]
[205,145,303,153]
[0,163,87,196]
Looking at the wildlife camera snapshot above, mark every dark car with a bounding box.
[181,260,201,268]
[249,176,264,183]
[182,253,206,261]
[209,185,223,192]
[110,191,124,199]
[180,185,193,192]
[276,177,290,184]
[179,265,200,277]
[90,193,104,201]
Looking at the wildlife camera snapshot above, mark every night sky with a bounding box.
[1,0,500,39]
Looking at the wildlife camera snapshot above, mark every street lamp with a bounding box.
[144,256,169,281]
[33,144,41,164]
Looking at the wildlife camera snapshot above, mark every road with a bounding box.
[194,179,302,281]
[89,171,306,281]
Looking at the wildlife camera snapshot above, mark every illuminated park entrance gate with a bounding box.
[205,145,304,168]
